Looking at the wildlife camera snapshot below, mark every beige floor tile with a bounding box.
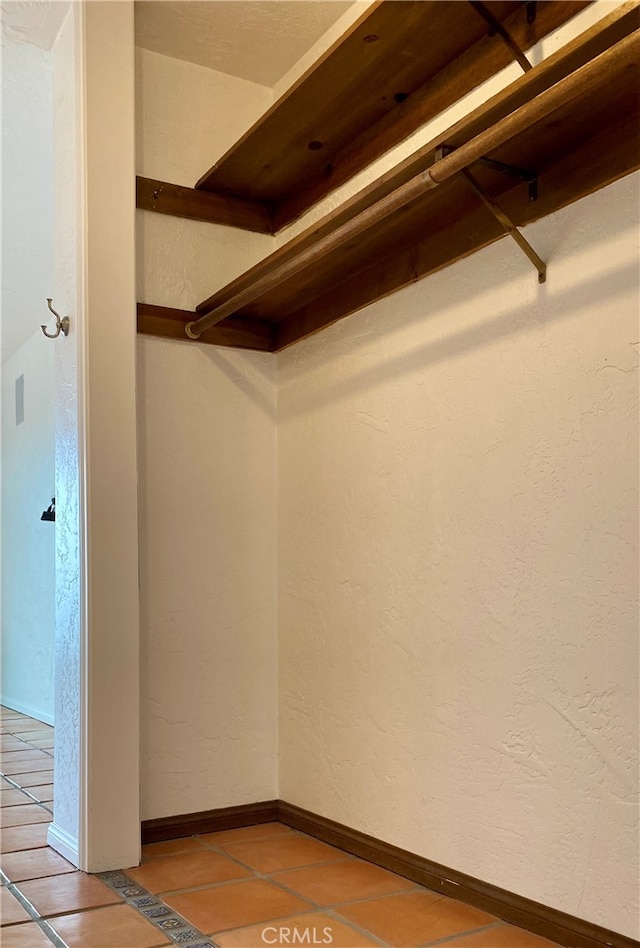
[447,923,561,947]
[0,790,34,807]
[1,756,53,776]
[6,733,52,746]
[215,911,382,947]
[0,741,28,753]
[0,822,50,853]
[0,805,52,828]
[25,740,54,751]
[0,921,54,947]
[165,879,312,934]
[272,858,415,905]
[200,823,294,847]
[6,771,53,788]
[0,723,47,735]
[17,871,120,917]
[127,849,252,893]
[0,750,51,764]
[48,903,171,947]
[0,887,32,925]
[26,786,53,803]
[141,837,208,860]
[219,834,347,873]
[0,846,75,883]
[337,891,497,946]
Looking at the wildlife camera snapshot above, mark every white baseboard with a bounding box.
[47,823,79,868]
[0,696,54,726]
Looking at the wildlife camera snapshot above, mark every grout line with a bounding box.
[321,907,391,947]
[204,907,330,940]
[4,877,69,948]
[125,843,392,945]
[0,790,54,818]
[98,868,220,947]
[416,920,507,947]
[145,836,430,914]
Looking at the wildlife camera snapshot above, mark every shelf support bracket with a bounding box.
[459,167,547,284]
[436,145,538,203]
[468,0,533,72]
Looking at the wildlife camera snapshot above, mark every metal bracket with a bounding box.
[435,146,538,203]
[468,0,533,73]
[459,167,546,283]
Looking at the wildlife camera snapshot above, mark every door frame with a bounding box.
[47,0,140,873]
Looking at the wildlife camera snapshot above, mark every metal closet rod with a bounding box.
[184,32,637,340]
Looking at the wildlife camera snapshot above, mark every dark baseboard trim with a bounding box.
[141,800,638,948]
[141,800,279,845]
[279,802,638,948]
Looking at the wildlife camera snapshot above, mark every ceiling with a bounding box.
[0,0,69,48]
[134,0,355,87]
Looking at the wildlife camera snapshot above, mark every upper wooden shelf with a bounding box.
[138,4,640,354]
[195,0,590,230]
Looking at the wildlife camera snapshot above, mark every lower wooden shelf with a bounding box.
[138,14,640,354]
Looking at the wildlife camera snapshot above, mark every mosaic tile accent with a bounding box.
[158,917,188,930]
[144,905,172,918]
[97,870,218,947]
[132,896,160,908]
[121,885,145,897]
[101,872,131,887]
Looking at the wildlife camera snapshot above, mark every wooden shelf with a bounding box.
[195,0,590,230]
[137,6,640,353]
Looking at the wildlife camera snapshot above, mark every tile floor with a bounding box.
[1,707,562,948]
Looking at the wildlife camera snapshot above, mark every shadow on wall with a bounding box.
[278,254,639,423]
[199,346,277,422]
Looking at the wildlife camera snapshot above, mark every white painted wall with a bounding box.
[136,49,278,820]
[1,332,55,722]
[51,0,83,861]
[278,175,640,939]
[1,32,55,723]
[0,35,55,361]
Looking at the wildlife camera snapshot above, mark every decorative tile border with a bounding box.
[97,870,219,948]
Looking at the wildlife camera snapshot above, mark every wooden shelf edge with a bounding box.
[136,176,274,234]
[271,0,593,230]
[193,0,382,192]
[195,0,591,224]
[274,118,640,350]
[137,303,275,352]
[192,24,639,328]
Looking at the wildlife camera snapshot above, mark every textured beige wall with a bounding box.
[277,175,640,938]
[136,48,275,311]
[135,5,639,935]
[136,50,278,820]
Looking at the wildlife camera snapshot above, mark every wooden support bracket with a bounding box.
[136,176,274,234]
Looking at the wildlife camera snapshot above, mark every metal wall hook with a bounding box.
[41,298,70,339]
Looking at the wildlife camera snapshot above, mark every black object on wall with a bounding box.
[41,498,55,522]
